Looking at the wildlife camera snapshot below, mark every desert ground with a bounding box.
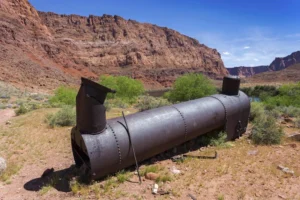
[0,104,299,200]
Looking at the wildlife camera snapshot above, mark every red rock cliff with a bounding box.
[0,0,228,90]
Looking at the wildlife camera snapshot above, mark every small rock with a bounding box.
[287,143,297,148]
[145,172,159,180]
[248,150,258,155]
[281,121,287,124]
[278,194,287,199]
[41,168,54,178]
[288,133,300,141]
[157,190,170,195]
[5,121,11,125]
[277,165,294,175]
[286,125,293,128]
[171,166,181,174]
[0,157,6,175]
[152,183,158,194]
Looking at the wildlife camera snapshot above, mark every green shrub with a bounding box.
[264,82,300,107]
[15,105,29,116]
[209,131,227,146]
[197,131,227,147]
[167,74,216,103]
[99,75,144,104]
[136,95,171,111]
[249,102,266,122]
[46,106,76,128]
[251,115,283,145]
[49,86,77,107]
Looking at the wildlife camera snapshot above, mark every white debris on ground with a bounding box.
[171,166,181,174]
[277,165,294,175]
[0,157,6,175]
[152,183,159,194]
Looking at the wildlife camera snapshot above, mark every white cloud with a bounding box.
[196,28,300,67]
[243,46,250,49]
[285,33,300,38]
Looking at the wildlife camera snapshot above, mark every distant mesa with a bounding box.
[227,51,300,77]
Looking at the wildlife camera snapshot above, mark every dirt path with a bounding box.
[0,109,15,125]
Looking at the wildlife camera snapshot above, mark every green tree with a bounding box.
[99,75,144,103]
[167,74,217,102]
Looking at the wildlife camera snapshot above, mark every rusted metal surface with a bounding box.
[71,76,250,180]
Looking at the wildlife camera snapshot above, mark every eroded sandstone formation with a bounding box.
[0,0,227,90]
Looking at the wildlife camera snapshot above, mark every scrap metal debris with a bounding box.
[277,165,294,175]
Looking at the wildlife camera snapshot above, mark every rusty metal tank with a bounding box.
[71,76,250,180]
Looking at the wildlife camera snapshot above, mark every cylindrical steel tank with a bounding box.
[71,76,250,180]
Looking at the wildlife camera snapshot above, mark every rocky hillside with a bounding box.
[247,63,300,84]
[227,65,269,77]
[228,51,300,77]
[0,0,227,91]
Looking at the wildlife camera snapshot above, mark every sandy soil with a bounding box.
[0,109,299,200]
[0,109,15,125]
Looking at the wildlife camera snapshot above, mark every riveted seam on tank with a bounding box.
[209,96,228,132]
[107,123,122,164]
[172,106,188,140]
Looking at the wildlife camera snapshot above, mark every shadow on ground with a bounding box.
[24,165,77,193]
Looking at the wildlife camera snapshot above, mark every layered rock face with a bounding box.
[227,51,300,77]
[0,0,227,90]
[269,51,300,71]
[227,65,269,77]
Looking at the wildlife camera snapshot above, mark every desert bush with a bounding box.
[15,103,42,116]
[136,95,171,111]
[104,99,129,111]
[241,85,278,98]
[251,115,283,145]
[167,73,216,103]
[99,75,144,103]
[197,131,227,147]
[46,106,76,128]
[49,86,77,107]
[276,106,300,118]
[249,102,266,122]
[294,118,300,128]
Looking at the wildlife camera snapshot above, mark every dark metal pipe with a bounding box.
[71,76,250,180]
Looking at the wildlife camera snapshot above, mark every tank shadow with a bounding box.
[23,165,79,193]
[24,129,223,192]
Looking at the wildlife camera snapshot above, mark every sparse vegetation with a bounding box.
[140,165,161,176]
[116,170,132,183]
[294,118,300,128]
[49,86,77,107]
[136,95,171,111]
[99,75,145,104]
[166,73,217,103]
[15,102,43,116]
[45,106,76,128]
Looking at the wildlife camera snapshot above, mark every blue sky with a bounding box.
[29,0,300,68]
